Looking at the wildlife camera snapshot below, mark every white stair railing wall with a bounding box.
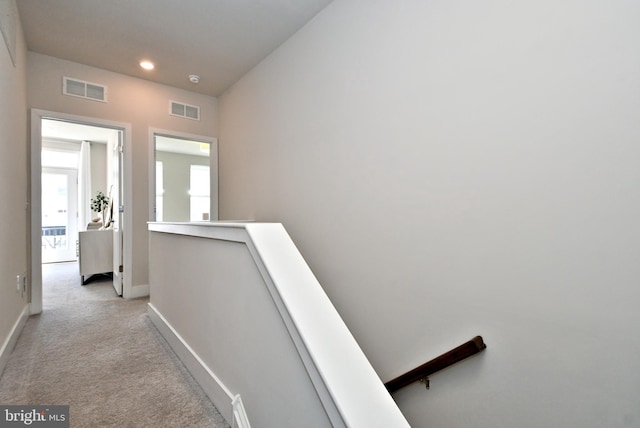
[148,222,409,428]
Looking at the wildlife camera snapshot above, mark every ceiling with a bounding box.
[17,0,332,97]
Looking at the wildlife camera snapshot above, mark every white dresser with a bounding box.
[78,230,113,284]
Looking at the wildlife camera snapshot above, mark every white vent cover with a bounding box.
[170,100,200,121]
[63,77,107,102]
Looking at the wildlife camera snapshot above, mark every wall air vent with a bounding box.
[63,77,107,102]
[170,101,200,121]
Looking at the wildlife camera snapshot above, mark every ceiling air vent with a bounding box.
[63,77,107,102]
[170,101,200,121]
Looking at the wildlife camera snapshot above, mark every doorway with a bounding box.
[30,109,133,314]
[150,129,218,222]
[41,167,78,263]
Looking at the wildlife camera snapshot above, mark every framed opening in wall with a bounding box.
[151,130,218,222]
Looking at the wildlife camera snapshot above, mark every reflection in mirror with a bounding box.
[154,135,212,222]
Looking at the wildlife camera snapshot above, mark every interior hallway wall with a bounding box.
[218,1,640,427]
[0,0,28,373]
[27,52,218,289]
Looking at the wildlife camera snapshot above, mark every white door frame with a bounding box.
[30,109,133,314]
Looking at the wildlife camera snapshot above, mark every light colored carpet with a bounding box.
[0,262,229,428]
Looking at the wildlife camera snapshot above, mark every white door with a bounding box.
[109,132,124,296]
[42,168,78,263]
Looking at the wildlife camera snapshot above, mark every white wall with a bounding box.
[219,1,640,427]
[27,53,218,288]
[149,229,333,427]
[0,0,28,371]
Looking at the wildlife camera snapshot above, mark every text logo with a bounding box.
[0,406,69,428]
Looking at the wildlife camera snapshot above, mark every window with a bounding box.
[41,149,79,168]
[189,165,209,221]
[153,132,217,222]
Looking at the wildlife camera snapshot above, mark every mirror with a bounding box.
[153,133,217,222]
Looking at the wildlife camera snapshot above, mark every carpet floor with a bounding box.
[0,262,229,428]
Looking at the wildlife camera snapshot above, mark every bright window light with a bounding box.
[189,165,210,222]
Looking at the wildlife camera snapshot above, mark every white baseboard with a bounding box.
[127,283,150,299]
[147,303,234,424]
[0,305,29,377]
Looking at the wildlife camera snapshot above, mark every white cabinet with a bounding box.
[78,230,113,284]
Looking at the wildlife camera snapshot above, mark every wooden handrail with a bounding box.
[384,336,486,393]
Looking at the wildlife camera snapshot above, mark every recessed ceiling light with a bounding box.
[140,60,155,70]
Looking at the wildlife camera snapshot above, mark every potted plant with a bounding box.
[90,191,110,227]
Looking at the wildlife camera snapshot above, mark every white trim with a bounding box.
[147,303,235,423]
[30,109,134,313]
[128,284,150,299]
[29,112,42,314]
[231,395,251,428]
[0,305,29,377]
